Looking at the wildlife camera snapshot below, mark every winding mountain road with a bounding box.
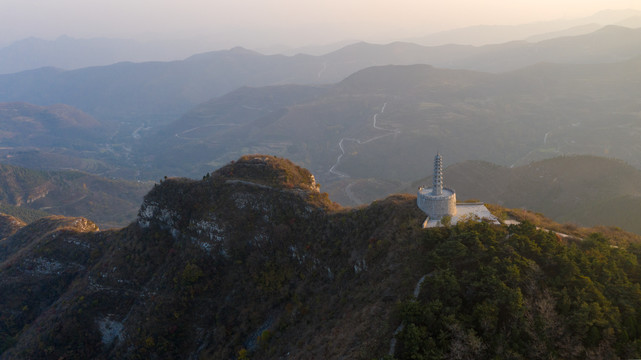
[329,102,399,177]
[328,102,399,204]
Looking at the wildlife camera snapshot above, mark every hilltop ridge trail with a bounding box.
[328,102,399,204]
[388,272,433,356]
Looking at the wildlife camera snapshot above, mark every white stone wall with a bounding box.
[417,187,457,220]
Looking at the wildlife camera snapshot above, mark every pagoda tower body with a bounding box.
[417,153,457,221]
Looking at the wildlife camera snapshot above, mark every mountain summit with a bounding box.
[2,155,641,359]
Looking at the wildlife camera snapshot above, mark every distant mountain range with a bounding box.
[2,9,639,75]
[411,9,641,45]
[0,35,231,75]
[1,25,641,129]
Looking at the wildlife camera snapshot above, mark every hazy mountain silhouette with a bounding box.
[1,26,640,129]
[0,35,233,75]
[411,9,641,46]
[3,10,637,76]
[525,23,604,42]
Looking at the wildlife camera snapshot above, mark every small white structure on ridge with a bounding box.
[417,153,499,228]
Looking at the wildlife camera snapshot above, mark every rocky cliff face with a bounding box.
[137,155,328,258]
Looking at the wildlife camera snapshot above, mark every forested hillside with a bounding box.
[395,222,641,359]
[2,155,641,359]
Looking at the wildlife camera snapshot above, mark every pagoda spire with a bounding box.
[432,153,443,196]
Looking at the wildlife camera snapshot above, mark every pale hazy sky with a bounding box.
[1,0,641,47]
